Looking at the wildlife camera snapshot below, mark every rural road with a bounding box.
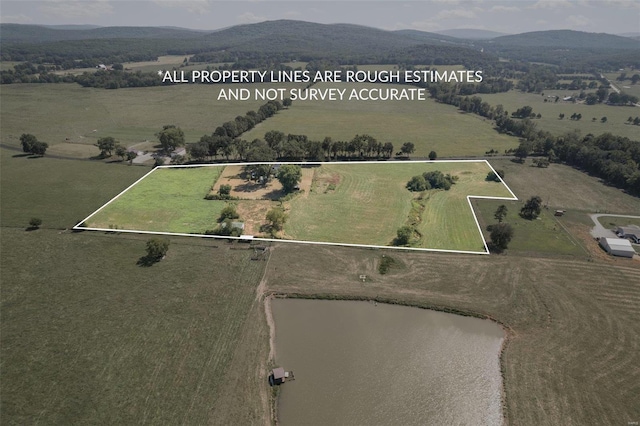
[589,214,640,239]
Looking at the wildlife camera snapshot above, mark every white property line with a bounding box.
[74,160,518,255]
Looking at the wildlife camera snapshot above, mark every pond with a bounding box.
[271,299,504,425]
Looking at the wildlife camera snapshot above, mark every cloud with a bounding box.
[237,12,267,24]
[152,0,211,15]
[567,14,590,26]
[490,5,519,12]
[284,10,302,18]
[39,0,114,18]
[529,0,574,9]
[434,7,478,20]
[0,13,33,23]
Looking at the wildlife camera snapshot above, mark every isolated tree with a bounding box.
[494,205,508,223]
[28,217,42,229]
[20,133,38,153]
[490,223,514,251]
[401,142,415,157]
[156,125,185,153]
[219,184,232,197]
[126,151,137,165]
[601,116,607,123]
[97,136,117,157]
[276,164,302,193]
[520,196,543,220]
[428,150,438,160]
[395,226,413,245]
[146,237,169,260]
[486,170,504,182]
[30,141,48,156]
[558,113,565,120]
[265,208,287,232]
[115,145,127,161]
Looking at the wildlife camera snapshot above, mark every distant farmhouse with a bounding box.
[616,226,640,244]
[599,238,636,258]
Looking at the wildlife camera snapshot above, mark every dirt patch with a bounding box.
[298,167,315,197]
[211,164,314,201]
[312,169,341,193]
[236,200,276,236]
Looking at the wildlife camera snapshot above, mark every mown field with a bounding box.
[85,166,224,233]
[242,82,519,158]
[479,90,639,140]
[265,243,640,426]
[84,162,514,252]
[0,148,148,229]
[1,228,269,425]
[487,159,640,214]
[286,161,514,251]
[0,82,304,158]
[0,149,272,424]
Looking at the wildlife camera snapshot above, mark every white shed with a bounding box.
[600,238,636,258]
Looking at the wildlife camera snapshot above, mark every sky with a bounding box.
[1,0,639,35]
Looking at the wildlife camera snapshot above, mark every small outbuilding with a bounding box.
[600,237,636,258]
[269,367,294,386]
[270,367,286,385]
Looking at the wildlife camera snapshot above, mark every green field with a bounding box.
[597,215,640,229]
[242,82,519,158]
[0,83,304,158]
[3,97,640,426]
[488,159,640,214]
[0,148,149,229]
[85,167,225,233]
[479,90,639,140]
[84,162,514,252]
[286,162,514,251]
[474,198,584,256]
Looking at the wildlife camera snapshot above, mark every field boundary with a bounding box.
[74,160,518,254]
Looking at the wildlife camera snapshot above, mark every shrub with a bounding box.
[219,204,239,221]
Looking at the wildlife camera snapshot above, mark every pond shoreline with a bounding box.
[264,292,512,425]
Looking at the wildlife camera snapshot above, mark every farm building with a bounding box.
[616,226,640,244]
[599,238,636,258]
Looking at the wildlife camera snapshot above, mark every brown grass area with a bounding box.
[236,201,276,236]
[262,243,640,425]
[211,165,313,201]
[490,159,640,214]
[312,169,342,193]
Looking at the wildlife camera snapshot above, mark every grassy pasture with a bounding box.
[84,162,513,252]
[597,216,640,229]
[1,149,271,424]
[0,83,304,157]
[0,148,148,229]
[286,162,513,251]
[479,90,639,140]
[488,159,640,215]
[241,82,519,158]
[85,166,225,233]
[474,198,584,256]
[1,229,269,425]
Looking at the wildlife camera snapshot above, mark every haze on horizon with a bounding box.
[1,0,638,36]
